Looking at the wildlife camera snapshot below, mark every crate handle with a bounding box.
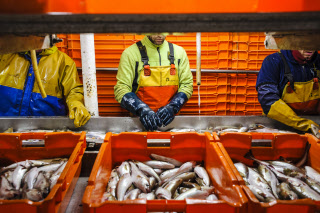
[147,139,171,147]
[21,139,45,147]
[251,139,272,147]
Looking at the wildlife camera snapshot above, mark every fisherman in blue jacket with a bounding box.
[256,50,320,132]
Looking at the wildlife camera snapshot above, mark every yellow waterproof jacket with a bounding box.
[0,46,84,116]
[114,36,193,103]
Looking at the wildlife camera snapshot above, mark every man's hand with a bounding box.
[156,92,189,127]
[156,105,175,126]
[139,108,162,131]
[69,104,91,128]
[120,92,162,131]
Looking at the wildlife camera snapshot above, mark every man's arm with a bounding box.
[257,55,318,132]
[114,51,136,103]
[177,48,193,99]
[61,55,90,127]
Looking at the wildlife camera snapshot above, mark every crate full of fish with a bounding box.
[82,132,248,213]
[0,131,86,213]
[216,132,319,213]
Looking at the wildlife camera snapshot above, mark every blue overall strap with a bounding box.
[168,42,175,65]
[278,52,295,91]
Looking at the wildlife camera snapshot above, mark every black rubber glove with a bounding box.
[121,92,162,131]
[156,92,188,126]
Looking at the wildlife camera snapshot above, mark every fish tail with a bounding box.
[244,150,254,160]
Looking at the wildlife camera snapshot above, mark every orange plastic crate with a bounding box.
[0,132,86,213]
[82,132,248,213]
[230,85,257,95]
[231,60,263,70]
[232,32,266,43]
[215,132,318,213]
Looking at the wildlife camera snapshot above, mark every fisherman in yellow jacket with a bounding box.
[0,46,91,128]
[114,34,193,131]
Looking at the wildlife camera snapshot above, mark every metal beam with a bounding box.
[1,12,320,34]
[0,116,318,133]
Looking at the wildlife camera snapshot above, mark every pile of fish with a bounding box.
[102,154,217,201]
[213,124,294,135]
[0,158,68,201]
[234,152,320,202]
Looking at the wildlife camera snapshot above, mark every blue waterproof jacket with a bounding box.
[256,50,320,115]
[0,46,84,116]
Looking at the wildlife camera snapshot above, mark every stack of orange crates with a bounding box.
[56,33,276,116]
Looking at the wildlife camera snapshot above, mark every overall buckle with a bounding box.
[286,82,294,93]
[170,64,176,75]
[144,65,151,76]
[313,78,319,90]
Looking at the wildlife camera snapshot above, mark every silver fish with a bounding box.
[239,127,249,132]
[173,189,180,199]
[38,162,64,173]
[162,161,196,185]
[305,177,320,195]
[154,169,163,175]
[179,187,191,194]
[181,181,200,189]
[12,165,27,190]
[278,182,298,200]
[117,173,133,201]
[174,172,196,182]
[273,170,320,200]
[156,187,171,199]
[117,161,131,177]
[247,185,276,203]
[138,191,155,200]
[144,161,175,169]
[195,177,205,186]
[0,176,19,199]
[220,128,240,133]
[194,165,210,186]
[149,176,157,190]
[4,170,13,184]
[258,165,279,199]
[247,168,272,194]
[267,161,303,174]
[164,178,183,197]
[22,189,43,202]
[50,161,67,189]
[160,168,179,181]
[150,154,182,167]
[305,166,320,183]
[134,160,161,182]
[25,167,39,189]
[124,188,141,200]
[34,172,50,196]
[106,169,120,197]
[101,192,116,202]
[0,160,31,173]
[234,162,249,182]
[214,126,239,131]
[175,188,210,200]
[206,194,218,201]
[129,162,150,193]
[200,186,215,194]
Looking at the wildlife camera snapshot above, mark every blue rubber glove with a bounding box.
[121,92,162,131]
[157,92,188,126]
